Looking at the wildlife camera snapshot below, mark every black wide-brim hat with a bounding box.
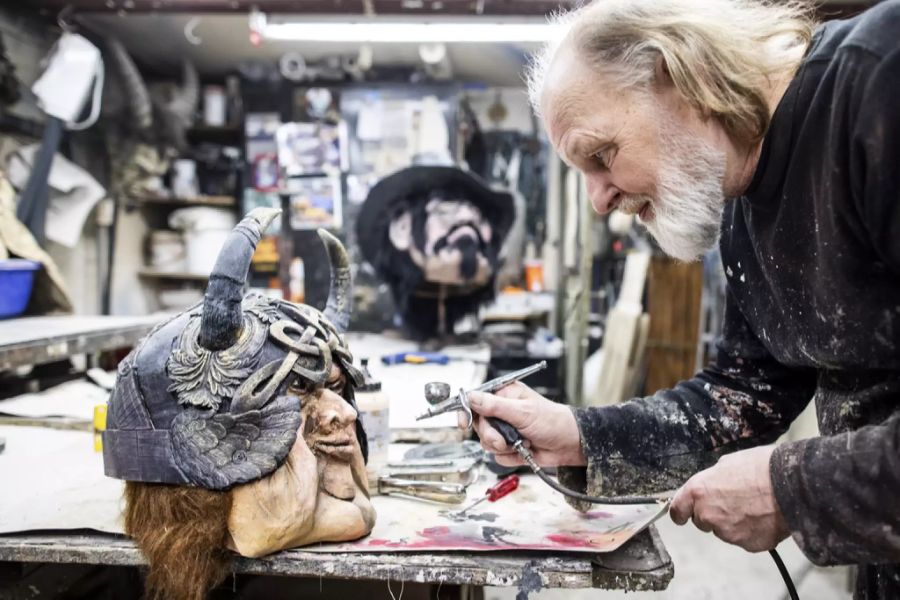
[357,165,515,264]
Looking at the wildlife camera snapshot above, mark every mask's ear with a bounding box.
[388,210,413,251]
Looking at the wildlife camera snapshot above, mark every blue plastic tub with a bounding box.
[0,259,41,319]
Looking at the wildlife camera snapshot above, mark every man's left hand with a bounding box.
[669,445,791,552]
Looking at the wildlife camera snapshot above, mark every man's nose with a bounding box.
[455,204,477,221]
[586,173,619,215]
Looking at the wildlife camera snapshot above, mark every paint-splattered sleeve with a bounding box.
[767,45,900,567]
[557,290,817,511]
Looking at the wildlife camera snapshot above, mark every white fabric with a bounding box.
[6,146,107,248]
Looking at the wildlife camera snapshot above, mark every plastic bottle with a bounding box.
[354,358,390,491]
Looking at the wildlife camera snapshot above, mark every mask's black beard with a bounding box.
[456,237,478,279]
[432,223,486,280]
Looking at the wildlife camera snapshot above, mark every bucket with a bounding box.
[149,230,186,273]
[0,259,41,319]
[168,207,236,275]
[184,229,232,274]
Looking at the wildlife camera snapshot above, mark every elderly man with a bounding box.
[464,0,900,597]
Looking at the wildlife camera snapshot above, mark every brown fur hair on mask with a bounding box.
[124,481,233,600]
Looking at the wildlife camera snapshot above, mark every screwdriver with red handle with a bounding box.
[457,474,520,515]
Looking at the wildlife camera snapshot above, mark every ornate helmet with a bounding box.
[103,208,366,490]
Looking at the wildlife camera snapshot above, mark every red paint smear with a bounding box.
[580,511,615,520]
[353,527,632,552]
[545,533,599,548]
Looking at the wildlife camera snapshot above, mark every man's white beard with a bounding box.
[626,126,728,262]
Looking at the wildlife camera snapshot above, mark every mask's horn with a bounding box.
[169,59,199,126]
[199,208,281,351]
[317,229,352,333]
[106,37,153,130]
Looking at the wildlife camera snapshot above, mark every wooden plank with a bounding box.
[135,195,236,208]
[645,258,703,392]
[0,316,163,371]
[137,269,209,282]
[0,528,672,590]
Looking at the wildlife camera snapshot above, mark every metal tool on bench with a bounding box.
[383,457,480,485]
[416,361,548,429]
[376,477,468,504]
[375,442,485,503]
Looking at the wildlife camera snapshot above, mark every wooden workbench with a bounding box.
[0,527,672,592]
[0,324,673,595]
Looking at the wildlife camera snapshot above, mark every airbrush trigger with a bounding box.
[457,387,474,430]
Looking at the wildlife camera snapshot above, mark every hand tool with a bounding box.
[381,351,490,366]
[416,361,547,429]
[382,351,451,365]
[377,477,468,504]
[456,474,519,516]
[383,458,480,485]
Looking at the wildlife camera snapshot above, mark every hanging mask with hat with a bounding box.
[357,165,514,339]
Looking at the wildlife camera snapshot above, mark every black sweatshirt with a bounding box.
[560,3,900,597]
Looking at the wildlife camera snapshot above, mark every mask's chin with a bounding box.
[320,455,357,500]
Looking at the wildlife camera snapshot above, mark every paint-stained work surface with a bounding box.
[0,528,672,591]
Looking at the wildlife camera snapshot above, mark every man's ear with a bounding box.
[654,54,675,89]
[388,211,413,251]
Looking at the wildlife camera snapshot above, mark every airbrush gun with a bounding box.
[416,361,665,506]
[416,361,548,430]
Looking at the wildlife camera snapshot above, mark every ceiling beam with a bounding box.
[25,0,876,18]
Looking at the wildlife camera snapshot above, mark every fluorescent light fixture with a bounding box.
[262,20,560,43]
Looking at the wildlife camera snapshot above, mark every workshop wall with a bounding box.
[0,8,107,316]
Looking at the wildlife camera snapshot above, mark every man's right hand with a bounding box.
[459,382,586,467]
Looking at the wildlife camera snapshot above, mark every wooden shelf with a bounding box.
[137,269,208,282]
[134,195,236,208]
[187,125,242,144]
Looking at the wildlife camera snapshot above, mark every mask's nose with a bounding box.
[319,389,358,429]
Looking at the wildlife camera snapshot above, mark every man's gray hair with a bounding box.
[527,0,815,143]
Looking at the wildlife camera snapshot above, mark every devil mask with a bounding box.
[103,209,375,597]
[357,166,514,339]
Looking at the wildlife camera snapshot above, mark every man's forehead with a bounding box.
[540,47,600,144]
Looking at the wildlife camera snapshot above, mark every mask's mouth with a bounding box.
[313,436,354,459]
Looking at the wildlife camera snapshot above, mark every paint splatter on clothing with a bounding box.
[560,6,900,598]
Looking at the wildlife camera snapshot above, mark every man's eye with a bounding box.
[592,146,613,169]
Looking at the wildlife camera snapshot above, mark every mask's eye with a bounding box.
[289,379,315,396]
[328,377,346,395]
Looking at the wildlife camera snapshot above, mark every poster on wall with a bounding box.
[286,176,342,230]
[276,122,347,176]
[293,87,342,124]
